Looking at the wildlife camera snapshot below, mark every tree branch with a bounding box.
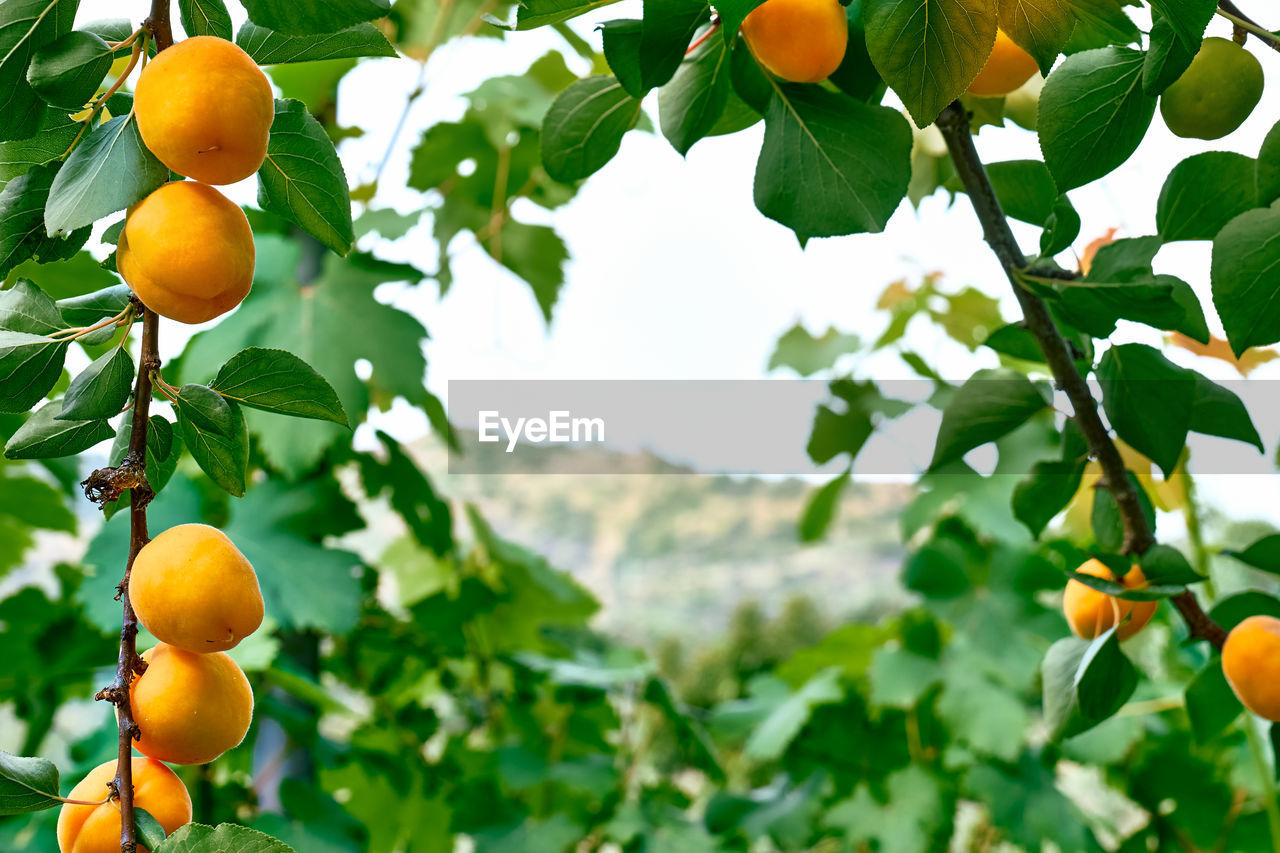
[1218,1,1280,52]
[934,101,1228,651]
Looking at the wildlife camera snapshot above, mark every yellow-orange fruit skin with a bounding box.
[135,36,274,185]
[117,182,254,324]
[57,757,191,853]
[1223,615,1280,721]
[129,643,254,765]
[130,523,264,653]
[741,0,848,84]
[1062,559,1157,641]
[968,30,1039,97]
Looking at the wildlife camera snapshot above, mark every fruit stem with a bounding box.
[933,100,1229,651]
[1217,2,1280,52]
[685,18,721,55]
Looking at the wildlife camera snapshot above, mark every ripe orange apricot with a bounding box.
[741,0,848,84]
[130,643,254,765]
[968,29,1038,97]
[57,757,191,853]
[130,523,264,653]
[1223,615,1280,721]
[1062,559,1157,641]
[135,36,274,185]
[117,181,254,324]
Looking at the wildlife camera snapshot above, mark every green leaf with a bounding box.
[602,0,707,97]
[1147,0,1215,53]
[863,0,996,127]
[490,0,624,30]
[930,368,1048,469]
[754,84,911,238]
[59,345,131,421]
[257,99,353,255]
[1043,632,1136,739]
[998,0,1075,74]
[1212,205,1280,356]
[156,823,298,852]
[359,430,453,555]
[1157,152,1257,242]
[0,751,60,815]
[1096,343,1194,477]
[493,221,567,323]
[1039,47,1155,191]
[712,0,765,45]
[1090,474,1157,555]
[239,0,390,36]
[1257,121,1280,206]
[1189,371,1263,451]
[0,105,78,193]
[0,280,68,414]
[1013,457,1086,538]
[826,766,946,853]
[210,346,348,425]
[56,283,131,327]
[178,0,233,40]
[135,808,168,850]
[1143,10,1196,96]
[541,76,642,183]
[4,400,112,459]
[1225,534,1280,576]
[799,469,849,543]
[236,20,396,64]
[1185,658,1242,743]
[44,113,168,237]
[101,413,179,519]
[1140,544,1204,586]
[1210,591,1280,632]
[768,323,860,376]
[26,30,113,110]
[658,34,733,155]
[171,384,248,497]
[743,668,844,762]
[0,163,88,278]
[1063,0,1140,52]
[0,0,79,143]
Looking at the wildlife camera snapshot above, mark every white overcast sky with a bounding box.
[76,1,1280,526]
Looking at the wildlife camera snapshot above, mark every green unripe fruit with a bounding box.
[1160,37,1264,140]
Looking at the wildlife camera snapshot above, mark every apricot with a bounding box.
[57,757,191,853]
[117,181,254,324]
[1062,559,1157,641]
[1223,615,1280,721]
[968,29,1038,97]
[135,36,274,185]
[129,643,254,765]
[130,523,263,653]
[1160,37,1264,140]
[741,0,848,84]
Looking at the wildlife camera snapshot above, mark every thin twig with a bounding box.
[933,101,1228,651]
[1218,1,1280,51]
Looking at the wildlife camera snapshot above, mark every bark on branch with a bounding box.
[933,101,1228,650]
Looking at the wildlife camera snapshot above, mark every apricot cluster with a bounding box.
[58,524,263,853]
[120,36,273,325]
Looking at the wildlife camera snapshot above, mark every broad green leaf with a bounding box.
[4,400,112,459]
[1036,273,1207,342]
[0,279,68,413]
[998,0,1075,74]
[1039,47,1155,191]
[806,378,908,464]
[135,808,167,851]
[359,430,453,555]
[1063,0,1139,51]
[56,283,131,326]
[9,249,115,299]
[1157,152,1257,242]
[1140,544,1204,586]
[1185,658,1242,743]
[0,163,90,278]
[100,412,180,519]
[1013,457,1086,538]
[491,0,624,30]
[171,384,248,496]
[59,345,131,421]
[1210,591,1280,632]
[825,765,946,853]
[0,105,78,192]
[930,368,1048,469]
[1212,205,1280,355]
[239,0,389,36]
[1090,474,1157,556]
[44,113,167,237]
[1096,343,1193,477]
[541,76,642,183]
[1143,10,1196,96]
[713,0,765,44]
[601,0,707,97]
[0,751,59,815]
[493,220,568,323]
[1147,0,1215,53]
[0,0,79,142]
[25,29,112,109]
[864,0,997,127]
[211,346,348,425]
[769,323,860,376]
[156,822,298,852]
[178,0,233,39]
[1225,534,1280,576]
[1189,371,1262,451]
[1258,121,1280,206]
[799,469,849,543]
[236,20,396,64]
[1040,195,1080,256]
[755,84,911,238]
[744,667,844,761]
[947,159,1057,226]
[257,99,353,255]
[658,33,733,155]
[1043,634,1134,739]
